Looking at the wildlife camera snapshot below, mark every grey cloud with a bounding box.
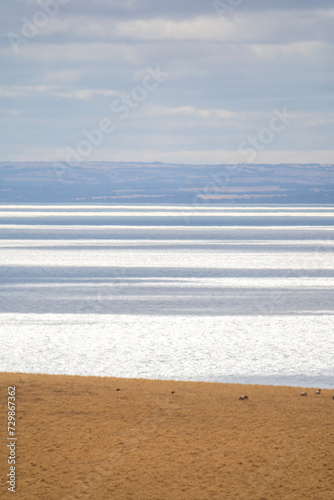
[0,0,333,163]
[2,0,334,32]
[49,0,334,19]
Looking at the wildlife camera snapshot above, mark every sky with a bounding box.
[1,0,334,164]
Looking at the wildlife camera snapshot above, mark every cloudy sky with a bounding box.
[1,0,334,164]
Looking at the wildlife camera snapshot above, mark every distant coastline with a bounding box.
[1,162,333,204]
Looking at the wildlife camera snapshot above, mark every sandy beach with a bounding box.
[0,372,333,499]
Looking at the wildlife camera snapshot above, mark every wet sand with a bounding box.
[0,372,333,499]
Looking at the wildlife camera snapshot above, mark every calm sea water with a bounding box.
[0,205,333,388]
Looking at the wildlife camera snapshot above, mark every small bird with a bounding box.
[238,395,248,400]
[116,388,121,391]
[171,391,175,394]
[315,389,321,395]
[300,392,307,396]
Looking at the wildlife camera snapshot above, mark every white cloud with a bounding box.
[55,89,118,100]
[198,109,235,119]
[250,41,330,60]
[45,9,334,45]
[0,85,118,100]
[147,105,236,119]
[112,17,237,42]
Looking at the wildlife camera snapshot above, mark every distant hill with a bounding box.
[0,162,333,203]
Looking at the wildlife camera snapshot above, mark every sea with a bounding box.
[0,204,333,388]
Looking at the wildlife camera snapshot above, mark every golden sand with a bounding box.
[0,373,333,499]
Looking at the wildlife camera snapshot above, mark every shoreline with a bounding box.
[1,370,333,390]
[1,372,333,499]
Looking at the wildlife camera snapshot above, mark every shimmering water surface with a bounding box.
[0,205,333,387]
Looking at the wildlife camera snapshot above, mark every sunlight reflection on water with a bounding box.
[1,205,333,387]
